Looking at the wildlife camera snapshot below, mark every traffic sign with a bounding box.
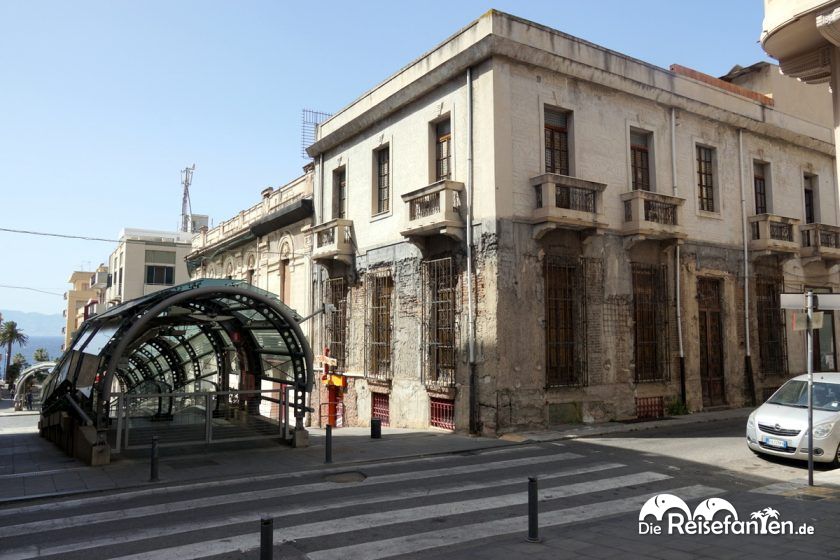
[791,310,823,331]
[781,292,840,310]
[315,355,338,366]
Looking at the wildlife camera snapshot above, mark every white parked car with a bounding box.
[746,372,840,464]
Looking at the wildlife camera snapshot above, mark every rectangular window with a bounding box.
[144,250,176,264]
[632,263,671,382]
[754,162,768,214]
[324,278,348,372]
[435,119,451,181]
[145,265,174,285]
[544,108,570,175]
[423,257,456,388]
[544,256,588,387]
[630,131,651,191]
[333,168,347,219]
[804,174,816,224]
[756,276,787,375]
[375,147,390,215]
[697,146,715,212]
[367,270,393,380]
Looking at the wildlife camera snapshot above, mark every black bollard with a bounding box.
[371,418,382,439]
[150,435,159,482]
[260,517,273,560]
[325,424,333,464]
[527,477,540,542]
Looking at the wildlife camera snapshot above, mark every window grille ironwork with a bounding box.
[769,222,793,242]
[754,162,767,214]
[409,191,441,220]
[755,275,787,375]
[366,270,393,381]
[316,226,335,248]
[376,147,390,214]
[751,222,761,240]
[544,256,590,387]
[821,229,839,248]
[631,263,671,382]
[643,199,677,225]
[624,200,632,222]
[422,257,457,388]
[556,185,595,213]
[372,392,390,426]
[635,396,664,419]
[435,120,451,181]
[697,146,715,212]
[324,278,349,371]
[430,397,454,430]
[630,131,651,191]
[545,108,570,175]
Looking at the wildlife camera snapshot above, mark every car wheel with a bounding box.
[832,444,840,468]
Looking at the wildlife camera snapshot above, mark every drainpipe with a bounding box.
[738,129,756,406]
[467,67,478,435]
[671,107,686,405]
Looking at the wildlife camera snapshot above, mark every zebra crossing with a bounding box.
[0,444,723,560]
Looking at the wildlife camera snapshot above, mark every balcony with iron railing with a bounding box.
[311,219,354,265]
[528,173,607,238]
[400,180,464,241]
[800,223,840,261]
[748,214,800,255]
[620,190,685,239]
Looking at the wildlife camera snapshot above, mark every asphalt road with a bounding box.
[0,417,837,559]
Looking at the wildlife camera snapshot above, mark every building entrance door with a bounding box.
[697,278,726,407]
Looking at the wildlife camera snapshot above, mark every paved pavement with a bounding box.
[2,396,840,558]
[0,395,757,504]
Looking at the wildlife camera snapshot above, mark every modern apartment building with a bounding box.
[304,10,839,435]
[104,228,193,306]
[62,270,100,350]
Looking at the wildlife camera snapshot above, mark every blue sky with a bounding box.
[0,1,770,316]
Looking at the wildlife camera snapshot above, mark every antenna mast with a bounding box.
[180,164,196,232]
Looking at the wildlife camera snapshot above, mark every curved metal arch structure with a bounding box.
[13,361,56,410]
[40,280,313,464]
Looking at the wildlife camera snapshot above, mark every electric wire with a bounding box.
[0,285,64,297]
[0,227,118,243]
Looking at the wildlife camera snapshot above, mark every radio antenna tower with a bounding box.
[180,164,196,232]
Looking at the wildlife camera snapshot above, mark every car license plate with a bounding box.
[763,437,787,449]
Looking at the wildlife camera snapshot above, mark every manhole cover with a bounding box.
[324,471,367,483]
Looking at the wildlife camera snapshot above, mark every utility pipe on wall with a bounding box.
[466,67,478,435]
[671,107,687,405]
[738,129,756,405]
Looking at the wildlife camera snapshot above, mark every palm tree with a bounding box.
[0,322,28,382]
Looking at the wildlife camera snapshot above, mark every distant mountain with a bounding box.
[0,309,64,337]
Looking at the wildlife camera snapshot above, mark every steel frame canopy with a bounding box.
[41,279,313,433]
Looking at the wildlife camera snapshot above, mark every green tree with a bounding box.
[32,348,50,362]
[0,322,28,382]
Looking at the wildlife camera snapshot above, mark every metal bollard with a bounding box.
[325,424,333,464]
[527,477,540,542]
[260,517,273,560]
[371,418,382,439]
[150,435,159,482]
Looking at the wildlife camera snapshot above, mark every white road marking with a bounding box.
[0,447,537,517]
[308,484,723,560]
[0,452,583,538]
[108,471,672,560]
[0,462,627,560]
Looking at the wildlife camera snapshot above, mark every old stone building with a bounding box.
[186,167,314,331]
[303,10,838,435]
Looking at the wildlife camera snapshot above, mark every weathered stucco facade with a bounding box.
[304,10,839,435]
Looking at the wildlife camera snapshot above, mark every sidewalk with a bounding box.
[0,405,752,504]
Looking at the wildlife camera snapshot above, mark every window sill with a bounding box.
[696,209,723,220]
[370,210,392,223]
